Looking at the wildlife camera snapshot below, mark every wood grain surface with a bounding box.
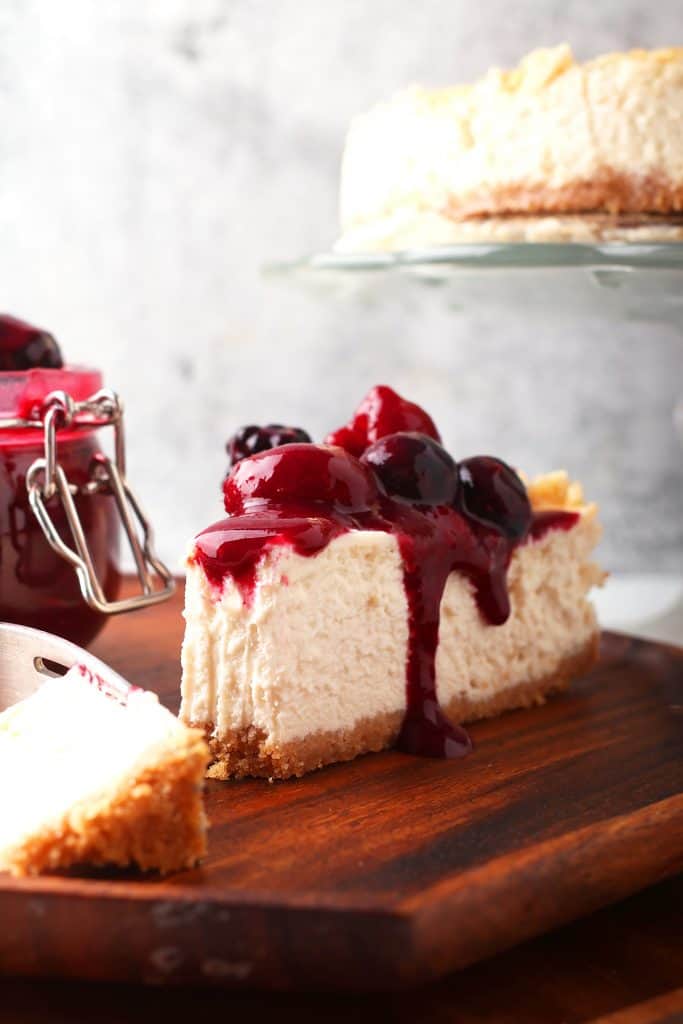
[3,875,682,1024]
[0,580,681,993]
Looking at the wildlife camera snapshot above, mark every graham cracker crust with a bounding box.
[445,169,683,221]
[2,730,210,878]
[195,634,599,780]
[442,212,683,241]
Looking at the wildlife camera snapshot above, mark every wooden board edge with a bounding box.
[2,795,680,991]
[0,891,414,990]
[405,793,683,986]
[591,986,683,1024]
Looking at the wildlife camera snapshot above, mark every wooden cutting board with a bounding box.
[1,582,681,991]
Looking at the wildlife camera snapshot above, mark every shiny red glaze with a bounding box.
[195,505,350,605]
[223,443,379,516]
[0,367,121,646]
[325,385,441,457]
[529,508,580,539]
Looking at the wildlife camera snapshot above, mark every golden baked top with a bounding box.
[417,45,683,104]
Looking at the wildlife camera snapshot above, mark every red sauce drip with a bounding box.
[194,505,350,604]
[193,496,578,761]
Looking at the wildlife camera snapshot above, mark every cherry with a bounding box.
[226,423,312,469]
[457,456,532,540]
[0,314,63,372]
[362,432,458,506]
[325,385,441,457]
[223,443,379,515]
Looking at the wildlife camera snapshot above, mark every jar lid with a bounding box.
[0,365,102,420]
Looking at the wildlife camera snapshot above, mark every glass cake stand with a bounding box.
[269,241,683,322]
[270,241,683,643]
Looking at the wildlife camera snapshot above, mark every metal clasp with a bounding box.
[21,388,175,614]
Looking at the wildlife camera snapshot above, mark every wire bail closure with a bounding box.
[21,388,175,614]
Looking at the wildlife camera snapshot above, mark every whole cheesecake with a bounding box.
[336,45,683,251]
[180,387,604,779]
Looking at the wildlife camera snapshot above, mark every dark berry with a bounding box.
[361,432,458,506]
[325,385,440,456]
[457,456,532,540]
[223,443,379,515]
[0,314,63,372]
[226,423,312,469]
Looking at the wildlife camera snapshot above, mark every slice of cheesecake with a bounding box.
[180,387,604,779]
[336,45,683,250]
[0,666,209,876]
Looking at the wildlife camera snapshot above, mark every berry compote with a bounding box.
[0,360,121,646]
[194,385,579,761]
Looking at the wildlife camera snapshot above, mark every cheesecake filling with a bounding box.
[190,387,581,761]
[0,666,193,854]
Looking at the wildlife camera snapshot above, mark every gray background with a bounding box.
[1,0,681,572]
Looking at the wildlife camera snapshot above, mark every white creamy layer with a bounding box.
[180,509,602,749]
[0,669,187,858]
[338,45,683,248]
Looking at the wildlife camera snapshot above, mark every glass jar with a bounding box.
[0,366,172,646]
